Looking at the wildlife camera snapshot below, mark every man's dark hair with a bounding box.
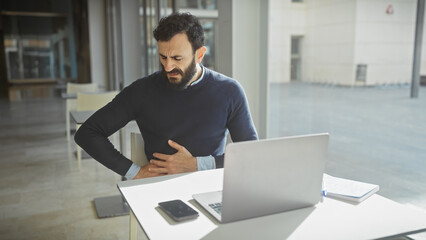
[153,12,205,52]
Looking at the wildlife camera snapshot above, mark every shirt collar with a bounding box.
[189,65,205,86]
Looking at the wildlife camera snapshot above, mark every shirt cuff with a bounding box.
[196,155,216,171]
[125,163,141,180]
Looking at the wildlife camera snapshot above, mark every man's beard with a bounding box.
[162,57,197,90]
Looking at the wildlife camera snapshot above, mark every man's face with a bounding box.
[158,33,197,90]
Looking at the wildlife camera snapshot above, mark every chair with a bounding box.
[75,91,118,170]
[130,132,149,167]
[65,82,98,142]
[76,91,118,111]
[129,132,148,240]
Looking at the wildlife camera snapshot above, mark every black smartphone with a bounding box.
[158,199,199,222]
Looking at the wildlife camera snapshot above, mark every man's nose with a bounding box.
[163,59,175,72]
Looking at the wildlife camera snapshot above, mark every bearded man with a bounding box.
[75,12,258,179]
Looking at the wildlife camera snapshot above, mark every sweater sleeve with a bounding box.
[74,92,135,176]
[227,81,258,142]
[214,81,258,168]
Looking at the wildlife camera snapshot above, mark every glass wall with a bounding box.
[138,0,164,76]
[176,0,217,70]
[267,0,426,209]
[138,0,217,76]
[0,0,90,100]
[176,0,217,9]
[2,12,75,82]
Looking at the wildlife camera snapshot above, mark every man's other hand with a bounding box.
[149,140,197,175]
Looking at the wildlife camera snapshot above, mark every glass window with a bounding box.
[176,0,217,10]
[291,37,302,81]
[138,0,218,74]
[199,19,216,70]
[176,0,217,70]
[138,0,172,75]
[291,37,301,55]
[2,14,71,81]
[267,1,426,210]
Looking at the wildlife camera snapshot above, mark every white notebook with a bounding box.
[323,174,380,203]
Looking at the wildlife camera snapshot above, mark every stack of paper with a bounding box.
[323,174,380,203]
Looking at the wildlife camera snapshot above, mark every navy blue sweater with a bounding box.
[74,68,258,176]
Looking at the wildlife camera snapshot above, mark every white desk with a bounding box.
[118,169,426,240]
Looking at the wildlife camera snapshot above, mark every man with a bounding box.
[75,12,258,179]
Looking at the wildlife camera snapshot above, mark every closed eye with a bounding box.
[159,54,182,61]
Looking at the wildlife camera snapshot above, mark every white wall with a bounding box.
[88,0,109,90]
[354,0,417,85]
[303,0,357,85]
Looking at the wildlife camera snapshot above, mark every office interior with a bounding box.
[0,0,426,239]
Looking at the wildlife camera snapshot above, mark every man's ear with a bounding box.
[195,46,207,63]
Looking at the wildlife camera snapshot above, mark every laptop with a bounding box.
[193,133,329,223]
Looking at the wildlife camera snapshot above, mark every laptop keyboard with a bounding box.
[208,202,222,215]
